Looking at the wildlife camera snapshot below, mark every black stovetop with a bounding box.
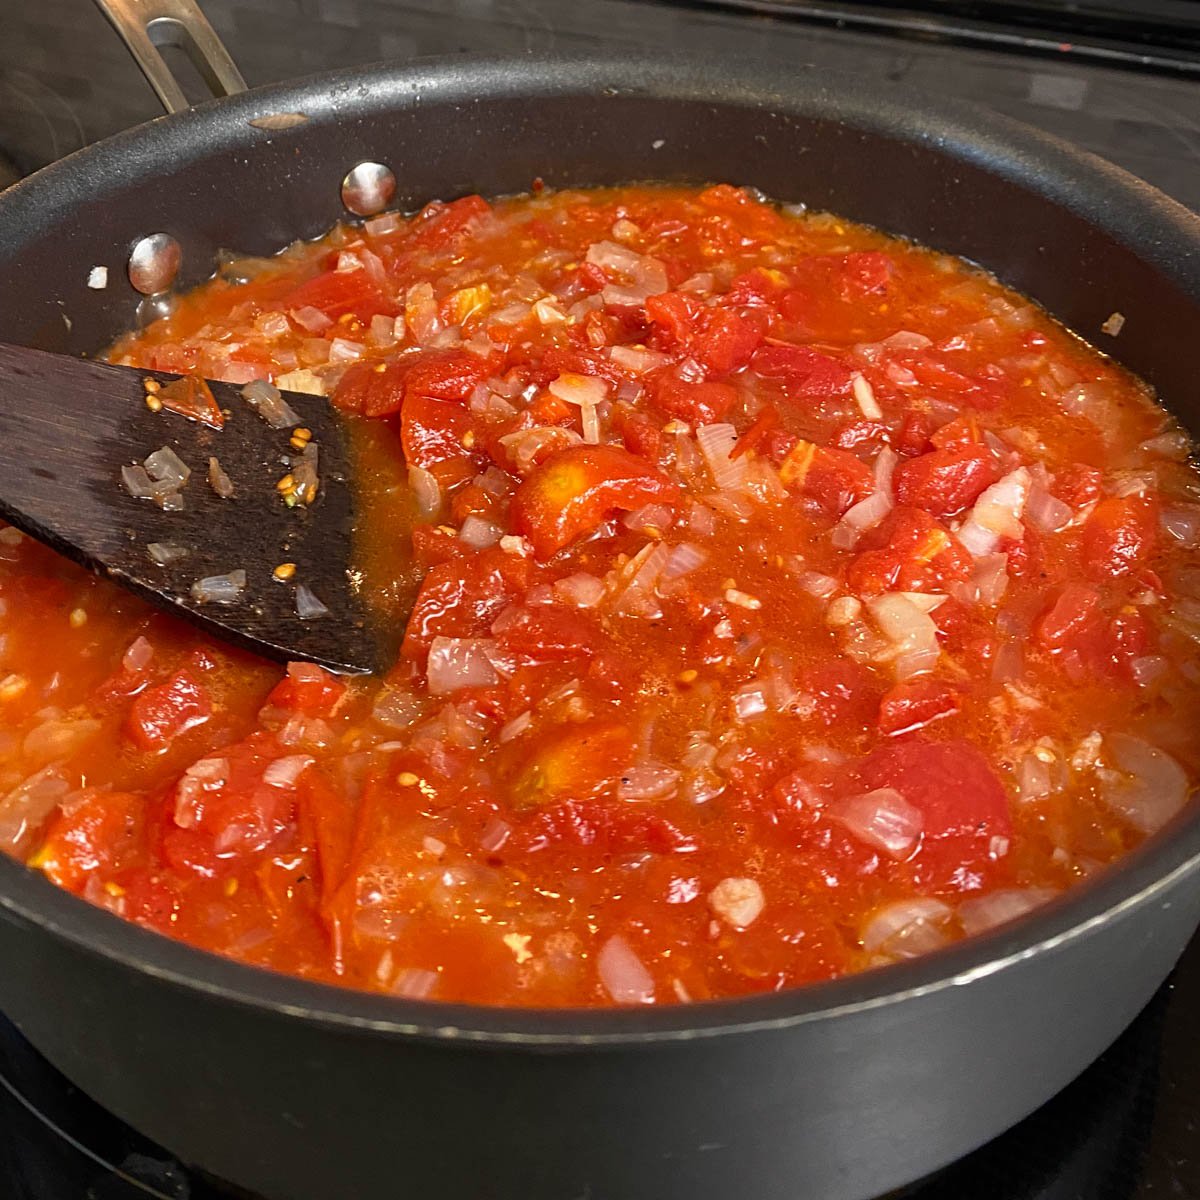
[1,1,1199,1197]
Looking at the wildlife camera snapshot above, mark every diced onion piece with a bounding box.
[408,466,442,519]
[709,877,765,929]
[1025,483,1072,533]
[862,898,952,957]
[191,570,247,605]
[696,423,746,490]
[797,572,838,600]
[970,553,1009,607]
[241,379,301,428]
[831,787,923,858]
[87,265,108,289]
[832,489,893,550]
[617,763,680,802]
[459,515,503,548]
[1130,655,1169,689]
[597,934,655,1005]
[1016,752,1053,801]
[372,688,423,730]
[623,503,674,534]
[1099,734,1190,833]
[610,345,670,375]
[289,306,333,333]
[393,968,439,999]
[363,210,403,236]
[328,337,363,365]
[295,585,329,620]
[147,542,189,567]
[426,637,500,695]
[553,572,606,608]
[533,297,567,325]
[549,372,608,408]
[957,467,1031,556]
[263,755,315,788]
[143,446,191,488]
[122,635,154,672]
[406,281,441,344]
[1161,507,1200,549]
[868,593,940,667]
[852,372,883,419]
[662,542,707,580]
[274,369,326,397]
[0,766,70,853]
[23,717,102,768]
[207,456,235,499]
[479,817,512,851]
[586,240,669,307]
[958,888,1058,936]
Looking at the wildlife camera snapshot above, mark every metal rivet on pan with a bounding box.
[341,162,396,217]
[128,234,182,296]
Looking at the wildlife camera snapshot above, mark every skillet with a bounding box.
[0,4,1199,1197]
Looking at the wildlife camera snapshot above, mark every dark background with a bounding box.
[1,0,1200,208]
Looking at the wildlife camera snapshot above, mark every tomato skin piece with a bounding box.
[847,507,971,594]
[779,440,875,515]
[268,662,347,715]
[401,393,477,474]
[520,797,695,855]
[878,679,961,736]
[403,349,497,404]
[1036,583,1101,651]
[1053,463,1102,510]
[644,292,699,344]
[126,670,211,751]
[645,369,738,424]
[334,350,497,419]
[615,407,664,462]
[1083,495,1157,580]
[508,723,633,809]
[494,606,604,666]
[512,444,680,559]
[896,410,937,456]
[34,791,143,891]
[893,444,999,519]
[802,660,881,729]
[402,551,530,655]
[408,195,490,252]
[751,343,854,399]
[283,270,396,323]
[856,739,1012,889]
[333,359,405,417]
[691,308,767,374]
[839,250,893,296]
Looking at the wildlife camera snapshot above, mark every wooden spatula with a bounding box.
[0,343,389,675]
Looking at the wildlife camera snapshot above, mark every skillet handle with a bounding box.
[91,0,246,115]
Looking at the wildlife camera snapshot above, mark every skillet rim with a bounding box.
[1,50,1199,1047]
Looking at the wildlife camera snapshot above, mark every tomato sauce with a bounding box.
[2,183,1198,1006]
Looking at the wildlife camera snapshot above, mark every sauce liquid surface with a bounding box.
[3,184,1198,1006]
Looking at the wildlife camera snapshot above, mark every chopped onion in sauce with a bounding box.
[831,787,923,858]
[597,934,655,1005]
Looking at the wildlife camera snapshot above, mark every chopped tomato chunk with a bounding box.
[268,662,347,714]
[512,444,680,558]
[878,679,961,736]
[893,444,999,519]
[126,670,211,751]
[645,369,738,424]
[1083,495,1157,580]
